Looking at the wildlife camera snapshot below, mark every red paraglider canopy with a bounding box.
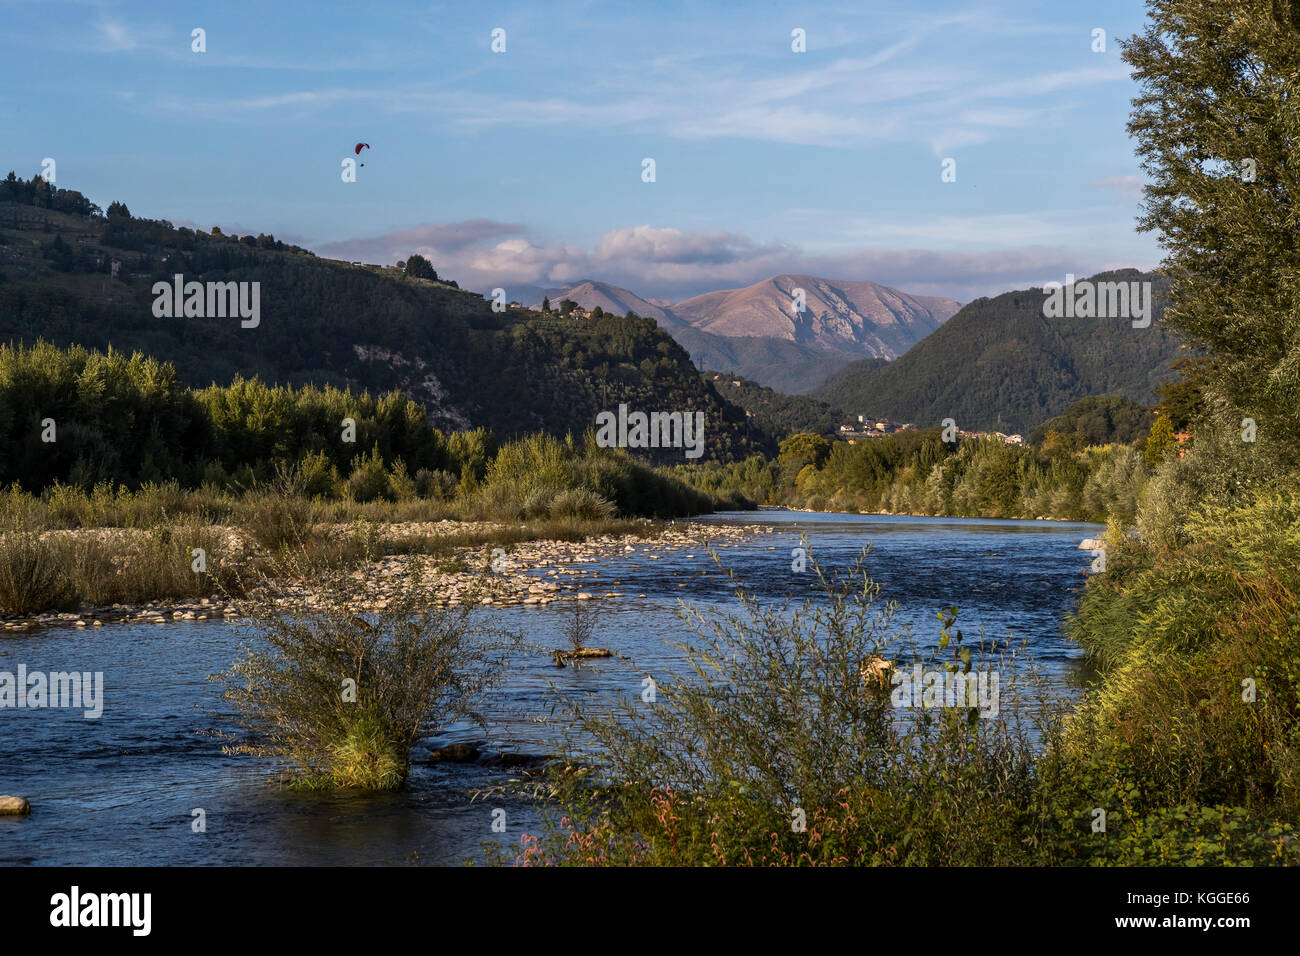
[354,143,370,155]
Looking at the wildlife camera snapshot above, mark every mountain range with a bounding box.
[524,276,960,394]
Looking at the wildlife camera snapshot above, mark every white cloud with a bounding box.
[310,219,1148,304]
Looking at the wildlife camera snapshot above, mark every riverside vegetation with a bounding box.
[665,392,1161,522]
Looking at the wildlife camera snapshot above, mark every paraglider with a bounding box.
[354,142,370,167]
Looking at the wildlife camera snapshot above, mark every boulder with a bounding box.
[860,655,894,685]
[0,795,30,816]
[428,742,481,763]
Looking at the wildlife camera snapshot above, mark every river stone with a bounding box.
[428,742,480,763]
[0,795,30,816]
[860,655,894,684]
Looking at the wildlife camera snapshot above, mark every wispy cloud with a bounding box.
[96,20,139,51]
[132,14,1132,151]
[1091,174,1145,195]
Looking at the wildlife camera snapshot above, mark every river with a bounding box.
[0,509,1101,865]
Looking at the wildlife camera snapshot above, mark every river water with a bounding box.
[0,509,1100,865]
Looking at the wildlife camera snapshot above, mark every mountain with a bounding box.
[672,274,960,359]
[528,275,959,394]
[0,177,770,463]
[815,270,1188,434]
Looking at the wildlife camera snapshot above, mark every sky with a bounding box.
[1,0,1161,304]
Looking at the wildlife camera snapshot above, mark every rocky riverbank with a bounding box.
[0,519,774,632]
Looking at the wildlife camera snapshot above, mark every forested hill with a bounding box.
[702,371,846,438]
[0,175,769,462]
[815,270,1187,433]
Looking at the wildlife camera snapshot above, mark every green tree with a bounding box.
[1154,356,1215,432]
[1125,2,1300,460]
[778,433,833,470]
[404,253,437,281]
[1144,413,1176,466]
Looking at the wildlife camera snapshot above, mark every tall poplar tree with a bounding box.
[1125,1,1300,455]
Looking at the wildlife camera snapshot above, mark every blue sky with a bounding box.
[1,0,1159,302]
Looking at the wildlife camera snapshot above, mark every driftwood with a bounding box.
[553,647,613,667]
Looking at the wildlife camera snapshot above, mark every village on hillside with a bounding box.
[838,415,1024,445]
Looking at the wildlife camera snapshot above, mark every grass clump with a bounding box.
[216,547,515,790]
[0,522,69,613]
[0,515,254,613]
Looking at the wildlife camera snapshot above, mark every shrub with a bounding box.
[297,450,339,498]
[522,488,556,520]
[414,468,457,500]
[547,487,614,521]
[345,446,391,503]
[216,550,514,789]
[561,602,596,654]
[235,491,321,551]
[387,459,417,502]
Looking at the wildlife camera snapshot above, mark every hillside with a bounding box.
[815,270,1187,434]
[0,175,769,463]
[702,372,845,438]
[531,280,685,329]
